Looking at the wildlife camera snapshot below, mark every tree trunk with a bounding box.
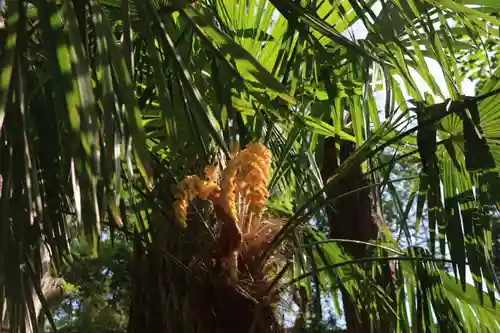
[128,157,281,333]
[128,211,280,333]
[32,276,65,332]
[1,246,64,333]
[321,137,385,333]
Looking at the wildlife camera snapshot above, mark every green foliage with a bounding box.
[46,235,131,333]
[2,0,500,332]
[457,12,500,92]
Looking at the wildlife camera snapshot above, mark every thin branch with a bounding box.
[473,87,500,103]
[275,255,458,295]
[304,239,405,256]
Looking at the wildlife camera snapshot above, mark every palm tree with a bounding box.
[2,0,500,332]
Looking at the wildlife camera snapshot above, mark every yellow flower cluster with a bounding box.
[172,166,220,226]
[172,143,271,227]
[222,143,271,224]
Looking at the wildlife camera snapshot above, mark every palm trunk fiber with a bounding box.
[128,209,280,333]
[128,161,280,333]
[321,137,388,333]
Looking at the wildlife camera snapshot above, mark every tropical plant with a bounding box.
[2,0,500,333]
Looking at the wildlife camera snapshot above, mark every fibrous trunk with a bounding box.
[321,137,387,333]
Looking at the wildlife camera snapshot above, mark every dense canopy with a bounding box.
[2,0,500,332]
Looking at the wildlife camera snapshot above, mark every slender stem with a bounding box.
[275,255,456,295]
[304,239,405,255]
[473,87,500,103]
